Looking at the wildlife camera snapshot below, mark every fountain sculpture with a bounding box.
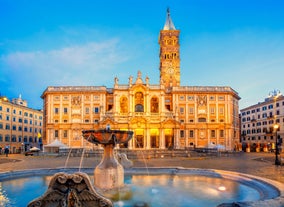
[82,127,133,190]
[28,127,133,206]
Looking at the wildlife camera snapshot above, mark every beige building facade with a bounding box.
[240,90,284,152]
[0,96,43,153]
[41,10,240,151]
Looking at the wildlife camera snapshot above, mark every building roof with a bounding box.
[163,8,176,30]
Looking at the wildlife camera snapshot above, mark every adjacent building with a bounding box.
[0,95,43,153]
[240,90,284,152]
[41,9,241,150]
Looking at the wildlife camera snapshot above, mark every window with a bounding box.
[187,96,194,101]
[0,123,3,129]
[189,130,194,138]
[63,130,68,138]
[179,96,184,101]
[219,107,224,115]
[55,130,58,138]
[64,107,68,114]
[135,104,144,112]
[12,125,16,130]
[189,107,194,114]
[211,130,216,138]
[150,97,159,113]
[85,107,89,114]
[19,118,22,123]
[5,135,10,142]
[54,108,59,114]
[93,107,99,114]
[6,108,10,112]
[12,135,16,142]
[220,130,224,137]
[210,107,215,114]
[6,115,10,121]
[180,107,184,114]
[198,118,206,122]
[18,126,22,131]
[180,130,184,138]
[5,124,10,130]
[0,135,2,141]
[218,96,225,101]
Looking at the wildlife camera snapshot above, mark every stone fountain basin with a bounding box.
[82,129,133,145]
[0,167,283,207]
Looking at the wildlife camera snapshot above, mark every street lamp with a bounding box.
[274,124,281,165]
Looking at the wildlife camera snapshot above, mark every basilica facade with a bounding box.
[41,10,241,150]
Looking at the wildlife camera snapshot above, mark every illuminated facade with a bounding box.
[240,90,284,152]
[41,9,240,150]
[0,95,43,153]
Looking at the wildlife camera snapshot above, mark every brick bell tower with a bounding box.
[159,8,180,89]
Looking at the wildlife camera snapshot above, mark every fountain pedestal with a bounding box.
[95,144,124,189]
[82,129,133,190]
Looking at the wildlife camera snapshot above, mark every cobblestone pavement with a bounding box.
[0,152,283,183]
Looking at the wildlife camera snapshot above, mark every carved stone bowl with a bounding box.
[82,129,133,145]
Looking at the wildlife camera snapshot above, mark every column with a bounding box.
[160,128,165,149]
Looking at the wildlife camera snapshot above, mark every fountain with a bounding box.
[82,127,134,190]
[27,127,133,206]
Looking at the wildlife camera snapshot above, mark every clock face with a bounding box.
[167,67,174,74]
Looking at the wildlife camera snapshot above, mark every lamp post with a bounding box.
[274,124,281,165]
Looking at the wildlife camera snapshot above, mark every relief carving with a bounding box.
[28,172,113,207]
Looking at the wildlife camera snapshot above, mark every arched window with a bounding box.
[151,97,159,113]
[120,96,128,113]
[135,92,144,112]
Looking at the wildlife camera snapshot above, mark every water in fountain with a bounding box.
[1,169,281,207]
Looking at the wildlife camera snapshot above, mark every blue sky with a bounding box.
[0,0,284,110]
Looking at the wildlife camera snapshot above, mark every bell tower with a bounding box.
[159,8,180,89]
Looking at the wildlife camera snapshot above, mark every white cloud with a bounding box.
[2,38,129,85]
[0,38,131,108]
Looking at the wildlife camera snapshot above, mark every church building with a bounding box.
[41,9,241,150]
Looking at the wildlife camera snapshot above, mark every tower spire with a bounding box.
[163,7,176,30]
